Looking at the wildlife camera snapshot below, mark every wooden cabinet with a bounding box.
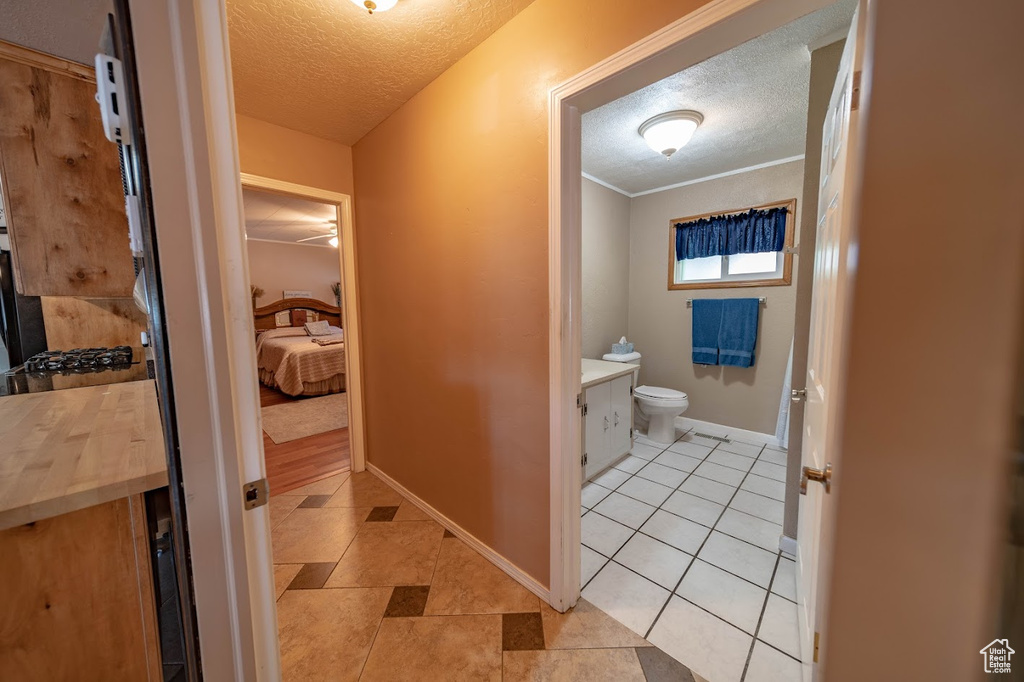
[0,44,136,297]
[583,374,635,479]
[0,495,162,680]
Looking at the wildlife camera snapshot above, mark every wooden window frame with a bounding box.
[667,197,797,291]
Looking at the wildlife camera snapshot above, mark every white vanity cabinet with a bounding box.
[582,360,639,480]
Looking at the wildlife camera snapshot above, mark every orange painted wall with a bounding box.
[352,0,711,586]
[236,113,354,195]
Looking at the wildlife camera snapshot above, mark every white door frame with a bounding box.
[239,173,367,473]
[547,0,838,610]
[130,0,279,678]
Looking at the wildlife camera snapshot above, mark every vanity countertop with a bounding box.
[582,358,640,389]
[0,379,168,530]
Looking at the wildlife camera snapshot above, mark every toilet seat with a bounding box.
[635,385,688,402]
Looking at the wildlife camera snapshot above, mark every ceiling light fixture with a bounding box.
[350,0,397,14]
[638,110,703,158]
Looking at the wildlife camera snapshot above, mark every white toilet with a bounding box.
[602,350,689,444]
[633,385,689,444]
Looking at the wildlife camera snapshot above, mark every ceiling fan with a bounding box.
[295,220,339,247]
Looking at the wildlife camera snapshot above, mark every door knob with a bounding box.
[791,389,807,402]
[800,463,832,495]
[613,411,620,427]
[603,416,609,431]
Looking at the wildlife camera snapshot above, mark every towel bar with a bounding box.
[686,297,766,308]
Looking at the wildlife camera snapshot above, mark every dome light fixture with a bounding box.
[638,110,703,158]
[350,0,397,13]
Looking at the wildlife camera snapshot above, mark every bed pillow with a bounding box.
[304,320,331,336]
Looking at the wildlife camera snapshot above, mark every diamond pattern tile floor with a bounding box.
[270,470,691,681]
[581,424,801,682]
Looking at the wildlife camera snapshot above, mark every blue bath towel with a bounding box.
[691,299,723,365]
[719,298,760,368]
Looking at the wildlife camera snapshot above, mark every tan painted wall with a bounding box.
[582,178,631,360]
[351,0,712,585]
[821,0,1024,678]
[783,40,844,539]
[246,240,341,307]
[626,161,804,435]
[236,114,354,196]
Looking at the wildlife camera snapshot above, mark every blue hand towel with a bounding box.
[691,299,723,365]
[719,298,760,368]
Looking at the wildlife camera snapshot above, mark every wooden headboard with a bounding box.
[253,297,341,331]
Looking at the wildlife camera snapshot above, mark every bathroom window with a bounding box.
[668,198,796,290]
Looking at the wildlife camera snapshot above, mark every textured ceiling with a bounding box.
[227,0,535,145]
[243,187,337,245]
[582,0,855,196]
[0,0,112,65]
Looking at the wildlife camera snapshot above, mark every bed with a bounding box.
[253,297,346,397]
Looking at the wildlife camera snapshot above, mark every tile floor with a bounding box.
[270,470,708,681]
[581,424,802,682]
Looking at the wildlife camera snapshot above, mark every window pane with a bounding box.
[727,251,779,275]
[679,255,723,281]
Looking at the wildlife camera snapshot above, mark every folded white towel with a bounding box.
[602,351,642,362]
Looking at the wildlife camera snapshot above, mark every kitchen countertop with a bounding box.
[0,379,168,530]
[582,358,640,389]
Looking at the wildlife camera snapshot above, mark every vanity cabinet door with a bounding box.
[609,375,633,461]
[583,382,610,480]
[0,57,135,297]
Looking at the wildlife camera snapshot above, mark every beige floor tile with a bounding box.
[324,520,444,587]
[392,500,432,521]
[324,471,404,508]
[424,538,540,615]
[502,648,647,681]
[279,471,351,497]
[540,599,650,650]
[360,615,502,682]
[271,507,368,564]
[269,495,303,530]
[273,564,302,600]
[277,587,390,682]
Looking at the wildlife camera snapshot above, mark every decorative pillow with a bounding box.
[304,320,331,336]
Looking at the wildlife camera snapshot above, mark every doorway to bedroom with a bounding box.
[241,177,362,496]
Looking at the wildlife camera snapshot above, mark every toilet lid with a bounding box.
[635,385,687,400]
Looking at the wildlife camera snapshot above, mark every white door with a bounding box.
[609,375,633,460]
[583,382,610,479]
[797,2,866,677]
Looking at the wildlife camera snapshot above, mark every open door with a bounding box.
[796,1,867,678]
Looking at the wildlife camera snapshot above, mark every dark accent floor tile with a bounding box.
[297,495,332,509]
[365,506,400,522]
[384,585,431,618]
[502,612,545,651]
[443,529,456,539]
[635,646,695,682]
[287,562,337,590]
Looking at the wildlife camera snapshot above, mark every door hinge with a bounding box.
[577,392,582,408]
[629,386,633,395]
[243,478,269,510]
[813,631,820,663]
[581,453,588,467]
[851,70,862,111]
[583,403,588,416]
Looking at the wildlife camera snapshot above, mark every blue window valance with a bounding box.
[675,206,788,261]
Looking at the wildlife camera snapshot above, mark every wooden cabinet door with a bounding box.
[0,495,162,680]
[583,382,609,480]
[0,56,135,297]
[609,375,633,462]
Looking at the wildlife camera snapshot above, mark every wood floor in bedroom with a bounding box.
[261,384,351,495]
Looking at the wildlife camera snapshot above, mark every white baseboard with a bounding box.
[675,416,784,448]
[779,534,798,557]
[366,463,552,606]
